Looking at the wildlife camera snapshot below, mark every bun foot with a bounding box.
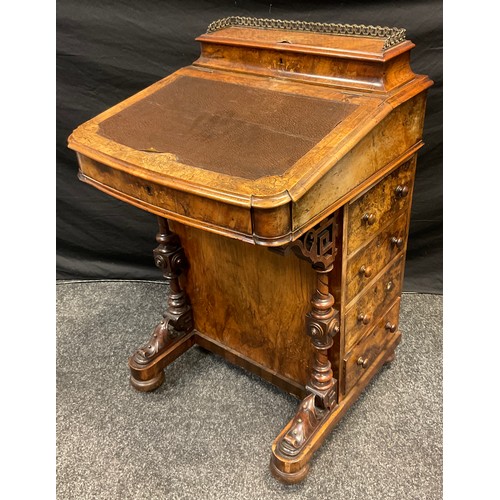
[270,458,310,484]
[384,351,397,365]
[130,369,165,392]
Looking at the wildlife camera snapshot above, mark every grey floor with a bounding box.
[56,281,442,500]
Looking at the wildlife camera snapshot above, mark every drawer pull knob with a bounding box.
[357,357,369,368]
[391,236,404,248]
[386,281,394,292]
[361,213,376,226]
[395,185,409,198]
[359,265,373,278]
[385,322,397,333]
[357,313,371,325]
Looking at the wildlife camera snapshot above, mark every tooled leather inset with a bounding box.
[97,77,357,180]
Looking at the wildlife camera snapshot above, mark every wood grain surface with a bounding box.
[171,221,318,387]
[344,256,404,353]
[68,19,432,484]
[68,25,431,244]
[345,211,408,303]
[343,299,401,394]
[346,158,416,254]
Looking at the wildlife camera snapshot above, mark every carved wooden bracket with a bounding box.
[131,218,193,366]
[273,213,338,271]
[277,394,324,457]
[152,219,193,337]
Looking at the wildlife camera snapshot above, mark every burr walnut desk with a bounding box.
[68,17,432,483]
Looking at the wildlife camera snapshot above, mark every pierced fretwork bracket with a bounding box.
[272,213,338,271]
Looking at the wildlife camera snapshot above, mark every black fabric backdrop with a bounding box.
[57,0,443,293]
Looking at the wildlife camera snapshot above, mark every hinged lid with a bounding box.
[68,18,432,245]
[195,17,416,92]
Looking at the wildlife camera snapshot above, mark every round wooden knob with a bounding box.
[391,236,404,249]
[385,322,397,333]
[357,313,371,325]
[357,357,369,368]
[395,185,409,198]
[359,265,373,278]
[361,213,376,225]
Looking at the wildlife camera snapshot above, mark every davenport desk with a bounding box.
[68,17,432,483]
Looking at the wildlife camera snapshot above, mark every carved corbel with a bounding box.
[271,212,341,481]
[129,217,194,391]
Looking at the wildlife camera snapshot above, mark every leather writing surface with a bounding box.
[98,76,357,180]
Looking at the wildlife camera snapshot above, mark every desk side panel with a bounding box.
[171,221,319,389]
[292,92,428,233]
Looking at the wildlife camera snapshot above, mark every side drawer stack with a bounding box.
[341,158,416,395]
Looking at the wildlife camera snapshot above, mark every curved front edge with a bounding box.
[251,191,293,246]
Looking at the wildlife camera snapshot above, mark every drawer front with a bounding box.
[344,256,403,353]
[347,159,415,254]
[343,299,401,395]
[345,211,408,304]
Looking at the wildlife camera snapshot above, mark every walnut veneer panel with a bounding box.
[345,211,407,303]
[291,96,423,236]
[344,255,404,354]
[69,18,432,484]
[202,27,389,53]
[170,221,318,387]
[346,159,415,254]
[77,154,253,236]
[343,298,401,394]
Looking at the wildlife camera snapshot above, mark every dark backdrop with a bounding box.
[57,0,442,293]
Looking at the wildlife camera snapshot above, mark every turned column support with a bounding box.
[270,213,341,483]
[128,217,194,391]
[305,269,339,410]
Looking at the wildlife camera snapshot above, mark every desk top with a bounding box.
[97,76,357,181]
[69,17,432,245]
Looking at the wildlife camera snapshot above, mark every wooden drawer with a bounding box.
[343,299,401,395]
[346,159,415,254]
[344,255,403,353]
[345,211,407,304]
